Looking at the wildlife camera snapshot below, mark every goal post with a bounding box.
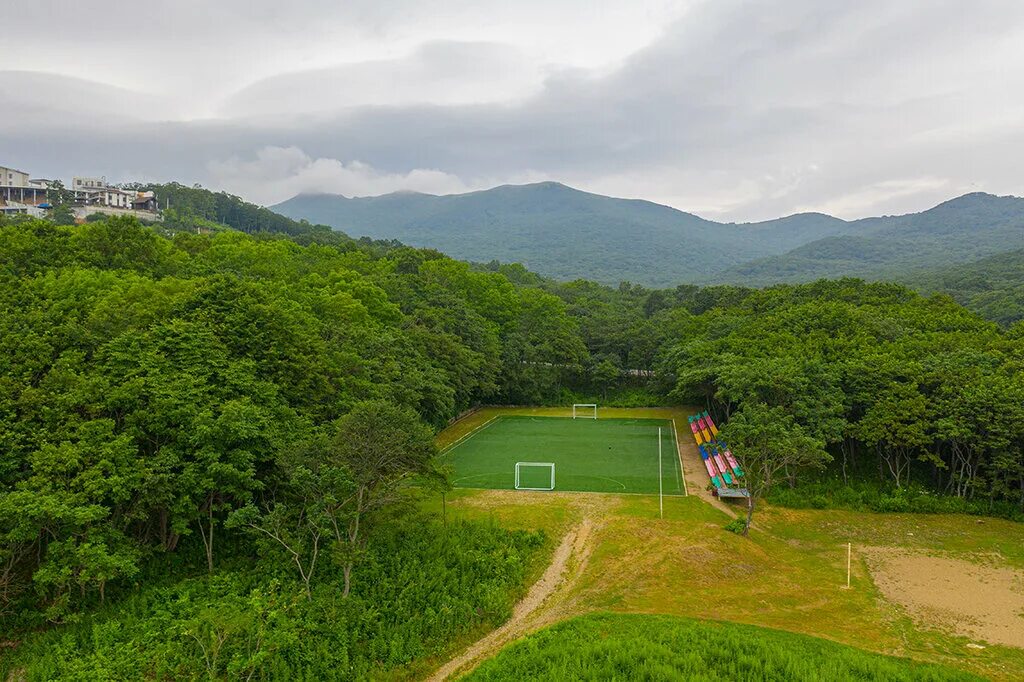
[572,403,597,419]
[514,462,555,491]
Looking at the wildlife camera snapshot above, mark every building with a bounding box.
[132,191,158,211]
[73,176,156,210]
[1,166,49,205]
[2,164,160,217]
[1,166,31,187]
[72,176,106,191]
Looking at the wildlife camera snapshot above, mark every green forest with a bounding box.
[1,210,1022,678]
[516,272,1024,524]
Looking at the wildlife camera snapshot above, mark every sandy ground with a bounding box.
[862,547,1024,648]
[427,518,596,681]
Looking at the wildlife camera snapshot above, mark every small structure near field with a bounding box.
[689,411,749,498]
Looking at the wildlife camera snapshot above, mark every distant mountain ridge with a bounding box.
[717,192,1024,286]
[272,183,1024,287]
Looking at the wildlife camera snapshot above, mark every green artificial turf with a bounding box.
[441,416,684,495]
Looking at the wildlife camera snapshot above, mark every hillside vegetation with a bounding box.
[655,279,1024,522]
[3,519,542,680]
[899,249,1024,327]
[135,181,339,238]
[0,215,584,677]
[1,211,1023,679]
[273,184,1024,288]
[719,192,1024,286]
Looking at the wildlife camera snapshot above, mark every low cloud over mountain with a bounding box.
[4,1,1023,221]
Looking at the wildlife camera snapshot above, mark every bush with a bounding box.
[767,479,1024,522]
[723,518,747,534]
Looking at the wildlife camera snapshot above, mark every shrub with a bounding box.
[767,479,1024,522]
[723,518,747,534]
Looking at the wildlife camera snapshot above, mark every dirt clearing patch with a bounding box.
[863,547,1024,648]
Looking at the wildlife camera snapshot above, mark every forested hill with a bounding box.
[899,248,1024,327]
[272,184,1024,287]
[718,192,1024,286]
[137,182,339,238]
[271,182,857,286]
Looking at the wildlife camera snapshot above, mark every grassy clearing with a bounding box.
[464,612,982,681]
[440,478,1024,680]
[440,416,682,495]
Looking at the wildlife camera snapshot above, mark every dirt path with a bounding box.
[427,519,595,681]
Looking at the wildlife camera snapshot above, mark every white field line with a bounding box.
[663,424,679,493]
[670,419,688,497]
[439,415,500,455]
[455,485,687,498]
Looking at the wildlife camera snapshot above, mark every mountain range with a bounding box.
[272,183,1024,287]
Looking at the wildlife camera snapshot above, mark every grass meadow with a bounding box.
[436,407,1024,682]
[465,612,982,681]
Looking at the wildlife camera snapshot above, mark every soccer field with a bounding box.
[441,416,685,495]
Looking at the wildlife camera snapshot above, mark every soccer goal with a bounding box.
[572,403,597,419]
[514,462,555,491]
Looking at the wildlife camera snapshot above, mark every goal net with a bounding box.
[514,462,555,491]
[572,403,597,419]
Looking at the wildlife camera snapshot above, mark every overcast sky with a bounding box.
[3,0,1023,221]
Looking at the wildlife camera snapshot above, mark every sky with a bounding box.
[3,0,1023,221]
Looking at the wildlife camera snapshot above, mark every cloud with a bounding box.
[207,147,476,204]
[0,71,180,127]
[2,0,1023,221]
[221,42,542,118]
[796,177,957,218]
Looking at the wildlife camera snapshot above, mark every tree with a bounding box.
[48,204,76,226]
[855,382,930,488]
[228,432,350,598]
[45,180,76,225]
[46,179,74,207]
[230,401,439,598]
[590,355,621,400]
[719,403,830,535]
[329,401,440,596]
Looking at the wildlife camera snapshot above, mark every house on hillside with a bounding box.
[0,166,30,187]
[1,164,160,217]
[73,176,157,210]
[0,165,50,206]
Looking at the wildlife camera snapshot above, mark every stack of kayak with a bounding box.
[688,411,748,498]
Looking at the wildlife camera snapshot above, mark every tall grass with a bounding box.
[466,613,981,681]
[1,517,544,681]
